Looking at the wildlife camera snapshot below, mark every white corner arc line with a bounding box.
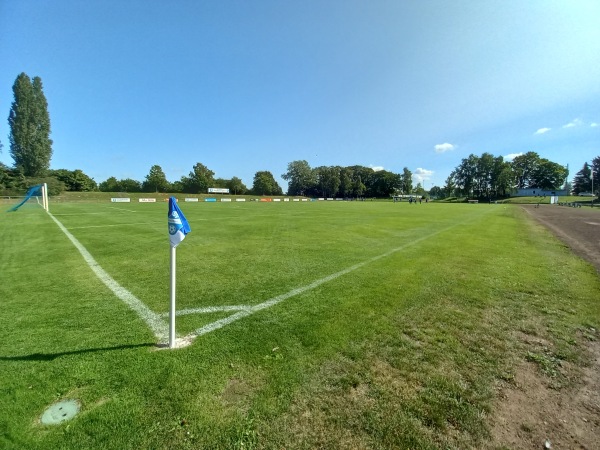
[48,212,168,340]
[183,217,474,342]
[158,305,253,318]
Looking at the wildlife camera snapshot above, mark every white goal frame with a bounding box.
[4,183,49,212]
[41,182,49,212]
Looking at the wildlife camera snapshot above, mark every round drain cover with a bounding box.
[40,399,80,425]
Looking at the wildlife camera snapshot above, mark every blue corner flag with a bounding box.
[168,197,191,247]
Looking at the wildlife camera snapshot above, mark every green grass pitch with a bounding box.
[1,200,598,449]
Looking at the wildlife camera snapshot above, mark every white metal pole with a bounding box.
[43,182,49,212]
[169,245,176,348]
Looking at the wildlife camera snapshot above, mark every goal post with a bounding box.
[6,183,49,212]
[42,182,49,212]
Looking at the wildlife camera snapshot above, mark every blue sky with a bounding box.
[1,0,599,191]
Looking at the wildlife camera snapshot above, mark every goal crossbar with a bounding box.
[7,183,49,212]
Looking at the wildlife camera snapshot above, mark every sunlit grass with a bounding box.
[1,201,598,449]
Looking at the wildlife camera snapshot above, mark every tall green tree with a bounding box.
[511,152,542,189]
[213,178,229,188]
[429,185,444,198]
[251,171,282,195]
[572,162,592,195]
[314,166,341,197]
[371,170,402,197]
[8,73,53,176]
[339,167,353,198]
[143,165,169,192]
[444,174,456,198]
[282,160,316,196]
[532,159,568,190]
[476,152,495,198]
[490,156,512,197]
[401,167,413,195]
[99,177,141,192]
[99,177,120,192]
[50,169,97,191]
[118,178,142,192]
[496,163,515,197]
[181,162,215,193]
[226,176,247,195]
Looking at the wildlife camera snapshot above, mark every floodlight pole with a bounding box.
[169,246,177,348]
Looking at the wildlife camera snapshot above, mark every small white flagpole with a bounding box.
[169,245,177,348]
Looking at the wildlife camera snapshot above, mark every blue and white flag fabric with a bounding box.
[168,197,191,248]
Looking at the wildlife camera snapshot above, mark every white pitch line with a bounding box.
[182,217,471,342]
[48,212,169,340]
[107,207,137,212]
[51,213,106,216]
[158,305,253,317]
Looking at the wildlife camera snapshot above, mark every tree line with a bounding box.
[570,157,600,195]
[2,72,598,199]
[281,160,415,198]
[98,163,284,196]
[434,151,598,199]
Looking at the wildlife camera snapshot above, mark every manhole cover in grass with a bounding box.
[40,399,80,425]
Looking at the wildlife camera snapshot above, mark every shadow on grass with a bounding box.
[0,343,155,361]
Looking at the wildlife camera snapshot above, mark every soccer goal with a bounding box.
[6,183,49,212]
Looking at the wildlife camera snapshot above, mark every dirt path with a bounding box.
[522,204,600,273]
[489,205,600,449]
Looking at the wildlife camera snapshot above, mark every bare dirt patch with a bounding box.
[221,378,253,406]
[491,332,600,449]
[489,205,600,449]
[522,204,600,274]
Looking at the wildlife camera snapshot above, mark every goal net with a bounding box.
[6,183,49,212]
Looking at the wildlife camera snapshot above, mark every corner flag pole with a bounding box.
[167,197,191,349]
[169,245,177,348]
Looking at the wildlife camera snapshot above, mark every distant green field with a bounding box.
[1,200,598,449]
[499,195,596,205]
[440,195,596,205]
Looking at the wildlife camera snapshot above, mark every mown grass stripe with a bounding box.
[184,213,483,341]
[48,211,169,340]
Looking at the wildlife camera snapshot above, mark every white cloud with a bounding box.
[504,152,523,162]
[591,122,598,128]
[413,168,434,183]
[563,118,583,128]
[370,165,384,172]
[434,143,455,153]
[534,127,551,135]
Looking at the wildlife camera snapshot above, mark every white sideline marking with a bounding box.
[182,219,464,342]
[48,212,169,340]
